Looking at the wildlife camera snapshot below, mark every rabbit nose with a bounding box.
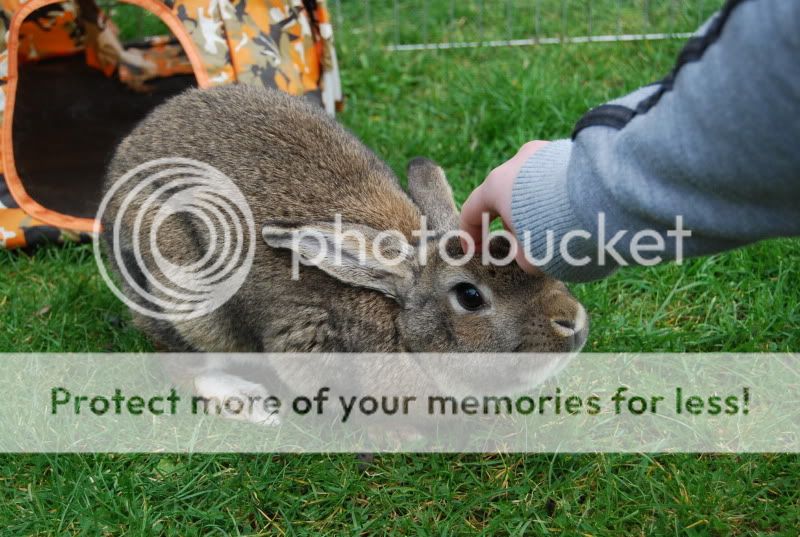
[550,304,587,338]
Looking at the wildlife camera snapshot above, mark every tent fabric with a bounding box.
[0,0,341,249]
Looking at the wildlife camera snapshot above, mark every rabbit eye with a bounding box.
[453,283,485,311]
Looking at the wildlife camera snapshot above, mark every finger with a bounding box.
[514,241,544,276]
[459,185,496,251]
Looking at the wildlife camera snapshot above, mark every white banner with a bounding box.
[0,353,796,452]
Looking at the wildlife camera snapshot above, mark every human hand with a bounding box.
[459,141,550,274]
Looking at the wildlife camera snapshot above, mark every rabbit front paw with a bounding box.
[193,372,281,426]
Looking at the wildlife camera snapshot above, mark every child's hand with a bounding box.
[460,141,549,274]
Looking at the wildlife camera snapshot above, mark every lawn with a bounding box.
[1,1,799,535]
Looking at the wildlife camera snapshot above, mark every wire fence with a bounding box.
[97,0,722,53]
[331,0,721,51]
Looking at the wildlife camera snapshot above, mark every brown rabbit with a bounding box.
[100,86,588,421]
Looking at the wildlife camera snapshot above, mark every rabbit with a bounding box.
[100,85,588,424]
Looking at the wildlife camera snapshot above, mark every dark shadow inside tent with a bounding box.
[13,53,196,219]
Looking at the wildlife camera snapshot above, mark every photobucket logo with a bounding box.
[265,212,692,280]
[94,158,256,321]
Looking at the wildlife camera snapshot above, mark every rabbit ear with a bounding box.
[262,220,418,299]
[407,157,460,231]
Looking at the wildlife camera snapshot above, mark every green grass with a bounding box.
[2,2,800,535]
[109,4,169,41]
[335,0,714,47]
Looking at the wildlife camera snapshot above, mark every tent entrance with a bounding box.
[13,53,195,219]
[0,0,338,249]
[2,0,207,234]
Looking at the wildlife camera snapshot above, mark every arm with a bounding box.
[463,0,800,282]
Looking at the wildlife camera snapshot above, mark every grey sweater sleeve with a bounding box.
[510,0,800,282]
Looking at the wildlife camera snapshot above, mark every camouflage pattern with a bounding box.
[169,0,340,109]
[0,0,340,249]
[117,37,197,92]
[0,207,91,249]
[88,28,196,92]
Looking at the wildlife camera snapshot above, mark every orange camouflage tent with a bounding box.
[0,0,341,249]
